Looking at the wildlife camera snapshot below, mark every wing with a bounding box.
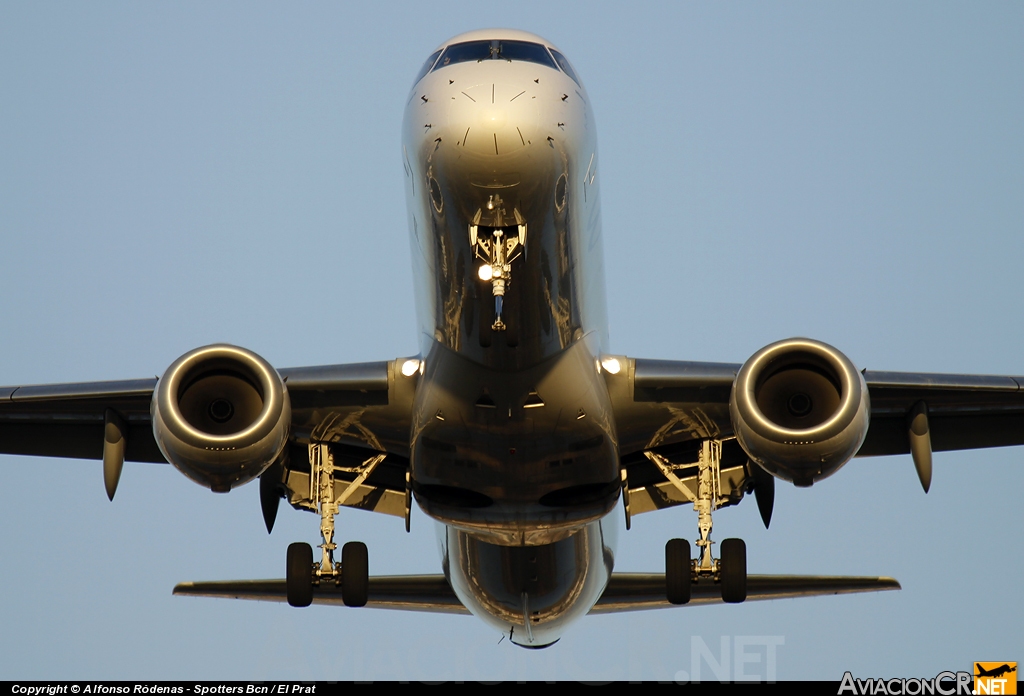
[0,359,415,518]
[612,358,1024,517]
[172,573,899,614]
[0,378,164,462]
[857,370,1024,455]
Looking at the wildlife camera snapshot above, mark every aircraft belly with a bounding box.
[411,338,620,546]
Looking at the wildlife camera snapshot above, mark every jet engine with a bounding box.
[729,338,869,487]
[152,344,291,492]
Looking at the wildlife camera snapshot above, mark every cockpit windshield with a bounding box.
[413,48,443,86]
[548,49,581,87]
[432,40,558,72]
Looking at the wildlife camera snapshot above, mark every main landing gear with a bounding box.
[285,442,372,608]
[657,439,748,605]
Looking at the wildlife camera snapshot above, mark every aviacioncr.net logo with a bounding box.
[838,671,973,695]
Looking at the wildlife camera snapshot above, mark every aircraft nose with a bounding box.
[447,81,543,157]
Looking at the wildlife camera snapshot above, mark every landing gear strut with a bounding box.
[656,439,748,604]
[470,195,526,334]
[285,442,376,608]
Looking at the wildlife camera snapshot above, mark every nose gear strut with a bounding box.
[470,195,526,332]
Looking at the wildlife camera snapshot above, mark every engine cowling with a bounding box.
[152,344,290,492]
[730,338,869,487]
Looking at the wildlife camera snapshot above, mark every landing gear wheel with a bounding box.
[286,542,313,608]
[720,538,747,603]
[665,538,692,605]
[341,541,369,607]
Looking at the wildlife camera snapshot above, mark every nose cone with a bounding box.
[407,56,581,176]
[403,33,593,193]
[452,81,540,157]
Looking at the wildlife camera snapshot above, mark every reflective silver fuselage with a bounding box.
[401,30,618,647]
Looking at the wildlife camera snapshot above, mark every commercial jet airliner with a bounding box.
[3,29,1023,649]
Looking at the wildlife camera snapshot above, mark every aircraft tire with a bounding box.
[342,541,369,607]
[720,538,747,603]
[286,542,313,608]
[665,538,691,605]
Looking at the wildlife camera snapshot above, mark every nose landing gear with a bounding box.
[654,439,748,605]
[470,196,526,335]
[285,442,379,608]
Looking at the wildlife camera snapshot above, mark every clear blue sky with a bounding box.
[1,2,1021,681]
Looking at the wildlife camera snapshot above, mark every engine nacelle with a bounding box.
[152,344,291,492]
[730,338,869,487]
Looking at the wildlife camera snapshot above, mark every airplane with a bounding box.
[975,664,1016,679]
[2,28,1022,651]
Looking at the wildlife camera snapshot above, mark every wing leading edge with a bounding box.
[7,359,1023,463]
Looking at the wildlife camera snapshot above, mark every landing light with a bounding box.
[601,358,621,375]
[478,264,493,281]
[401,359,421,377]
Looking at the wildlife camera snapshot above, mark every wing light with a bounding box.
[601,358,621,375]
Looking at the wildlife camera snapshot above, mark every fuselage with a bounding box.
[401,29,618,647]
